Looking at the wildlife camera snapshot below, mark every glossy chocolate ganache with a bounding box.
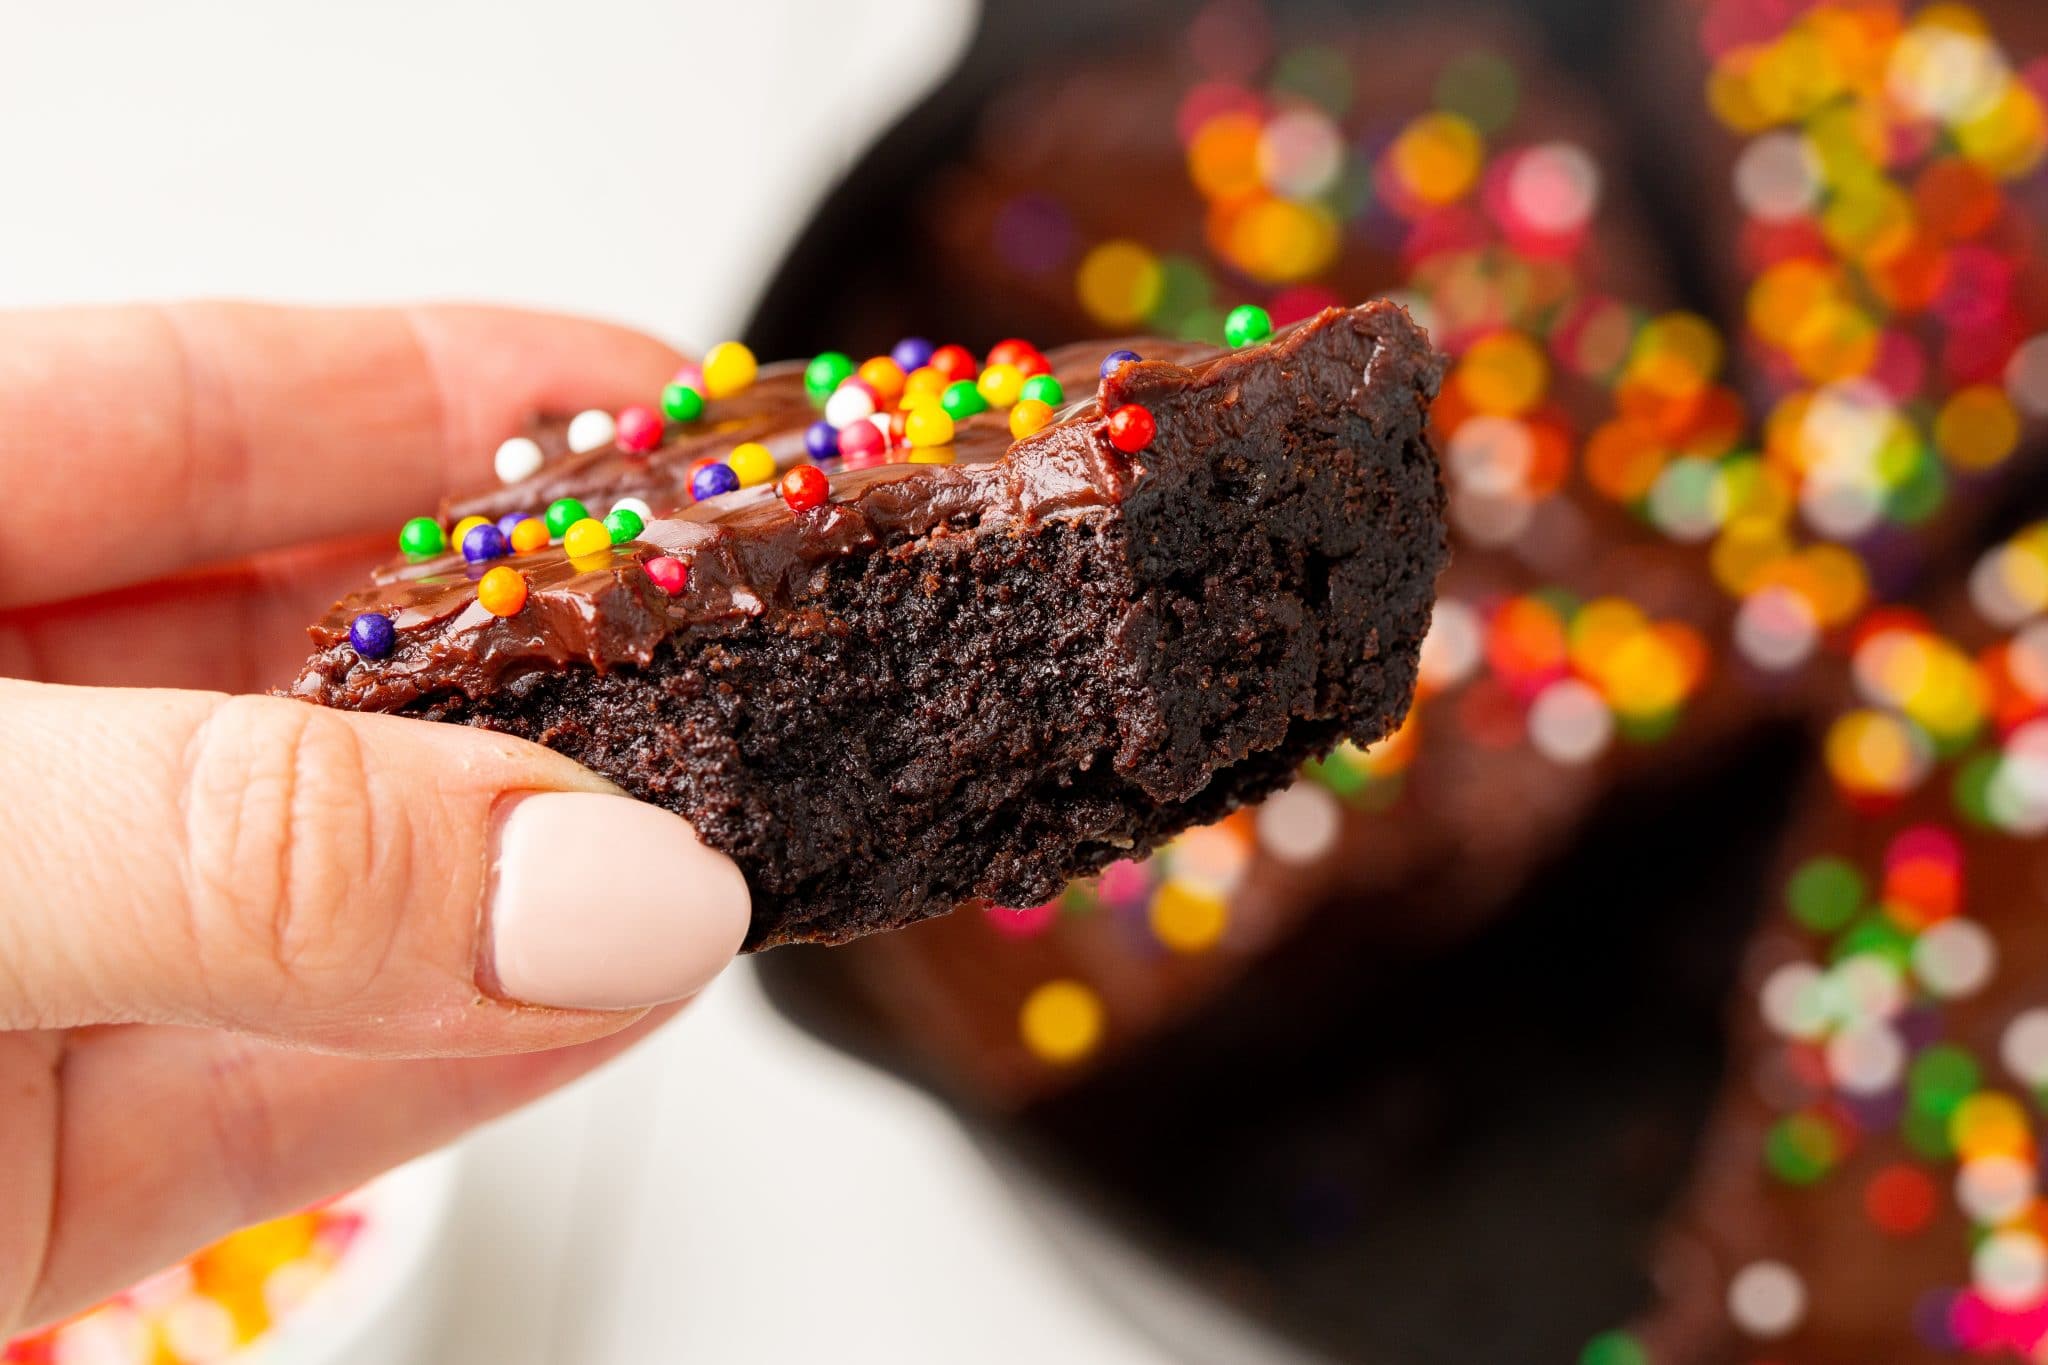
[292,308,1420,712]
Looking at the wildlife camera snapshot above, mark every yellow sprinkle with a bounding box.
[1020,980,1104,1065]
[727,441,777,487]
[1076,240,1163,328]
[562,517,611,559]
[701,341,758,400]
[1954,1092,2032,1160]
[1149,879,1229,953]
[1389,112,1483,205]
[1457,331,1550,416]
[905,407,955,449]
[1938,386,2021,471]
[977,363,1025,409]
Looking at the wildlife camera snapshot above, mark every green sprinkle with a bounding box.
[1435,50,1519,134]
[604,508,645,544]
[661,382,706,423]
[1020,374,1064,407]
[1765,1112,1838,1185]
[1578,1331,1650,1365]
[544,498,589,539]
[940,380,989,421]
[398,516,445,560]
[1788,856,1865,932]
[1909,1045,1981,1120]
[1955,752,2000,828]
[805,351,854,403]
[1225,303,1275,348]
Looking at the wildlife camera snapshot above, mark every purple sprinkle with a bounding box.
[1101,349,1141,379]
[891,336,935,372]
[805,419,841,462]
[691,461,740,502]
[462,524,509,563]
[348,612,395,659]
[495,512,526,539]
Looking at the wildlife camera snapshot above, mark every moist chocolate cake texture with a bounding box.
[291,303,1450,950]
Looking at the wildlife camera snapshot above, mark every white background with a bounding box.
[0,3,1174,1361]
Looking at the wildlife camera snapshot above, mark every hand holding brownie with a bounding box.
[0,303,752,1338]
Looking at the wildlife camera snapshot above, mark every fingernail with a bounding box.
[485,792,751,1009]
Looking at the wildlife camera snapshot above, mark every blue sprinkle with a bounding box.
[1100,349,1141,379]
[691,461,740,502]
[891,336,935,372]
[349,612,395,659]
[805,419,841,461]
[462,524,510,563]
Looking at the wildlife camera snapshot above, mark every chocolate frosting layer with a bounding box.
[292,303,1431,711]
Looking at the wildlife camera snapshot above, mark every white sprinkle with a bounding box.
[1975,1230,2048,1309]
[610,496,654,522]
[1959,1153,2036,1225]
[494,435,545,485]
[1727,1261,1805,1339]
[1760,962,1830,1041]
[1255,782,1343,865]
[1912,918,1996,999]
[566,409,617,454]
[2004,1009,2048,1087]
[1736,587,1819,673]
[825,384,877,430]
[1734,131,1821,222]
[1528,678,1614,766]
[1826,1020,1906,1095]
[1418,599,1482,692]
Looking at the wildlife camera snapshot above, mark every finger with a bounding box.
[10,1007,682,1332]
[0,535,387,692]
[0,681,750,1052]
[0,302,684,609]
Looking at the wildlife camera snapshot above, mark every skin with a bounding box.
[0,302,701,1336]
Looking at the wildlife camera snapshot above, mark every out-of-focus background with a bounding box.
[0,3,1173,1361]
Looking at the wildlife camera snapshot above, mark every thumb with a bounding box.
[0,680,750,1055]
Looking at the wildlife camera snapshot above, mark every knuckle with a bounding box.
[179,698,410,1013]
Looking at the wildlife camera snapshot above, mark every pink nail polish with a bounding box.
[484,792,750,1010]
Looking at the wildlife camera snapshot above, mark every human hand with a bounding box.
[0,303,752,1336]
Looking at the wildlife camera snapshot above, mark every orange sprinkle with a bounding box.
[509,517,550,554]
[478,566,528,617]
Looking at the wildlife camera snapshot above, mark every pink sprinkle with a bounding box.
[615,405,663,454]
[985,902,1059,939]
[644,556,688,594]
[1097,859,1151,909]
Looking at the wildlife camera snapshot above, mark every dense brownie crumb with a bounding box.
[294,304,1447,948]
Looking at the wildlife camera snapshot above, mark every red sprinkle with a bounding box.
[929,344,977,383]
[644,555,689,594]
[985,338,1038,371]
[779,464,829,513]
[616,404,664,453]
[1106,403,1156,452]
[838,418,887,465]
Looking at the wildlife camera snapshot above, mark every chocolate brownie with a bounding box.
[1620,522,2048,1364]
[290,303,1450,950]
[748,11,1827,1112]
